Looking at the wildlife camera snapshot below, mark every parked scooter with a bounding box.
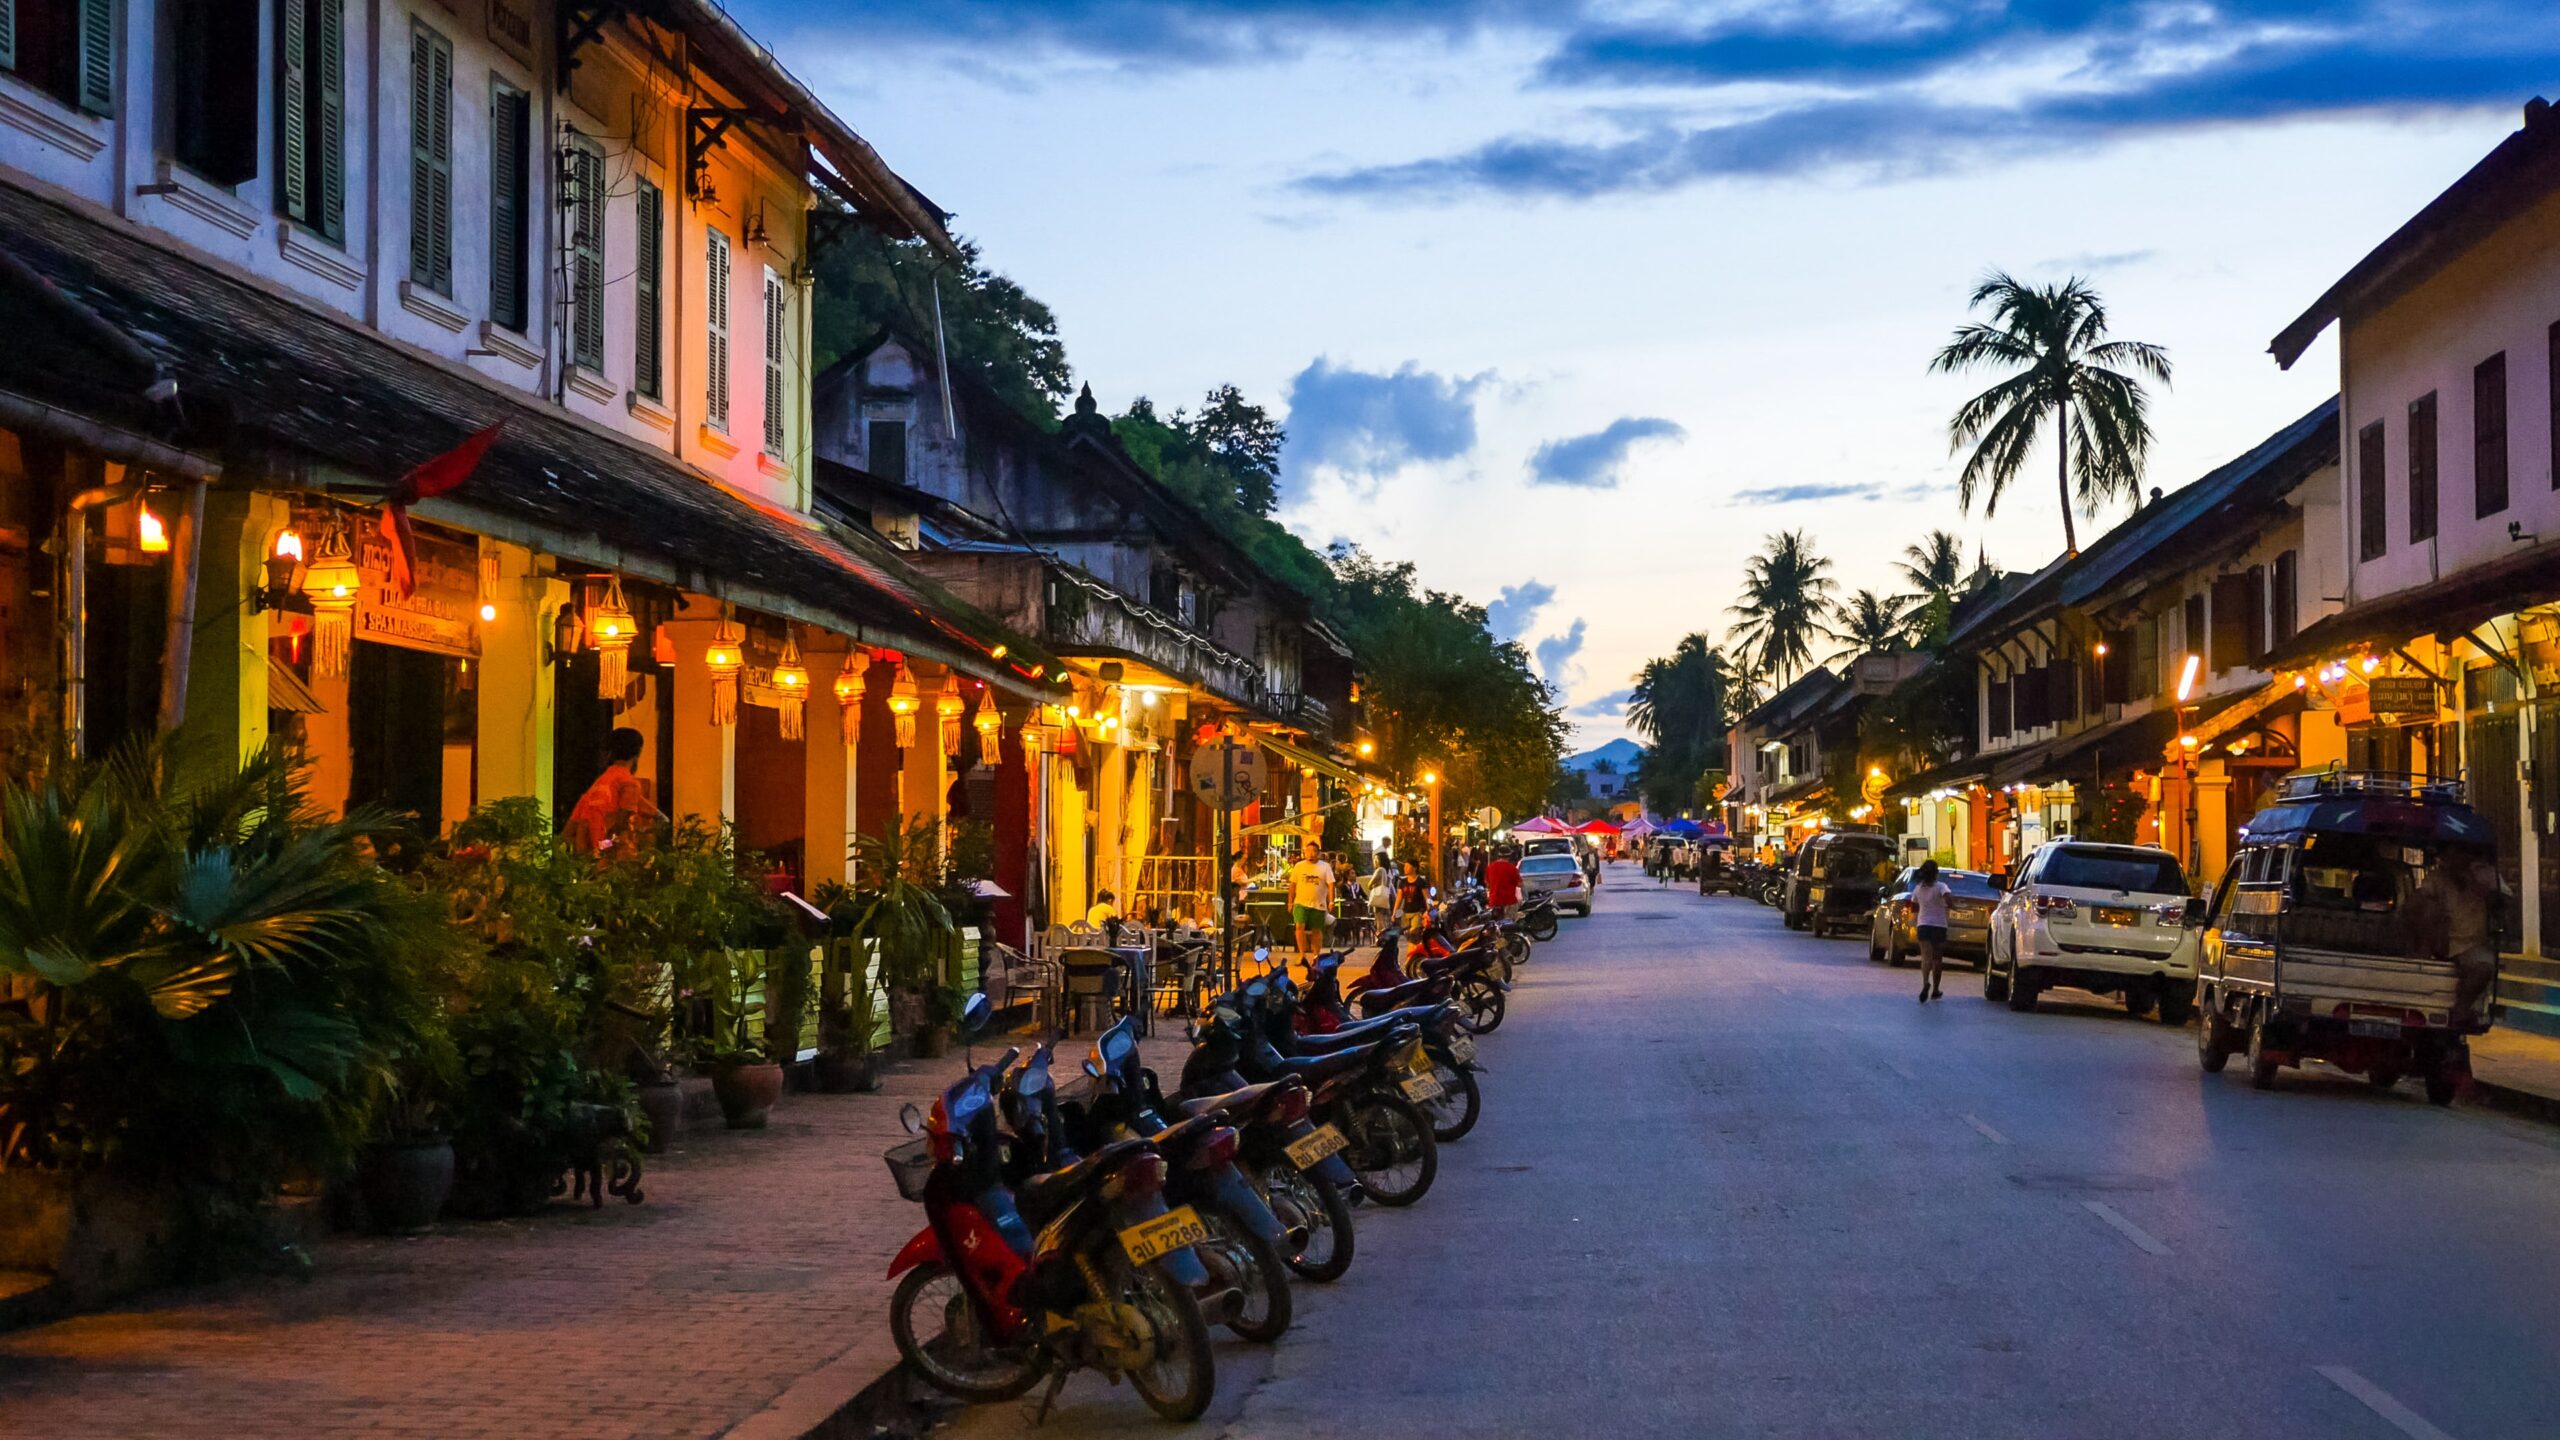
[1183,983,1440,1207]
[1294,954,1483,1141]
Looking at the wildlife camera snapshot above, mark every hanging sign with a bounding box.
[294,506,480,660]
[2366,676,2435,718]
[1188,738,1266,808]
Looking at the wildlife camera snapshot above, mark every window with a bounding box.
[2408,392,2437,542]
[633,180,663,399]
[566,140,604,366]
[2210,574,2251,671]
[2357,419,2386,561]
[172,0,258,185]
[2475,351,2509,518]
[704,226,731,429]
[2549,321,2559,491]
[2035,845,2185,896]
[487,82,529,330]
[1986,677,2011,740]
[2100,627,2134,705]
[407,23,453,295]
[762,268,787,454]
[275,0,344,239]
[2272,550,2298,644]
[1149,566,1180,615]
[2182,593,2206,665]
[867,419,907,485]
[2,0,115,114]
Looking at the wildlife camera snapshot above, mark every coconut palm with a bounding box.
[1930,271,2171,556]
[1627,633,1739,815]
[1826,589,1907,663]
[1727,530,1837,684]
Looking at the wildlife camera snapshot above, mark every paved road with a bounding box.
[930,866,2560,1439]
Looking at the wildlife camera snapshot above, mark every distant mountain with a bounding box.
[1565,737,1642,774]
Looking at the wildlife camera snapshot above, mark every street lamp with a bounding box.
[1419,767,1444,887]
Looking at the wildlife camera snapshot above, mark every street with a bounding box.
[933,867,2560,1440]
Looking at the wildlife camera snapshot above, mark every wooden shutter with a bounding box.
[762,270,786,453]
[409,25,452,294]
[2475,351,2509,517]
[2210,575,2249,672]
[2408,392,2437,542]
[705,227,731,429]
[2549,321,2559,493]
[2271,551,2298,644]
[2358,419,2387,561]
[278,0,308,222]
[489,85,529,330]
[570,143,604,367]
[633,180,662,398]
[75,0,110,114]
[2050,658,2077,724]
[1986,678,2011,741]
[314,0,342,239]
[2243,565,2267,664]
[1,0,17,73]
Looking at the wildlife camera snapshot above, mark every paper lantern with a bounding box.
[833,653,869,746]
[650,621,676,666]
[585,577,636,697]
[888,664,920,750]
[302,524,363,678]
[772,632,810,741]
[973,703,1001,758]
[936,687,965,757]
[705,619,745,726]
[137,503,169,554]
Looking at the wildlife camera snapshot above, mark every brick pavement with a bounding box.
[0,1035,1118,1440]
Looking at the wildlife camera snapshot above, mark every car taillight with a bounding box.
[2153,900,2187,927]
[2034,895,2079,919]
[1191,1126,1240,1170]
[1107,1152,1166,1199]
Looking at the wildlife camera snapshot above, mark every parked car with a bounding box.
[1984,841,2202,1021]
[1868,866,1999,967]
[1783,831,1897,935]
[1520,835,1576,860]
[1517,852,1592,916]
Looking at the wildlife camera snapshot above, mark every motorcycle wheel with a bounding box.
[1526,911,1558,942]
[1345,1094,1438,1206]
[889,1261,1043,1402]
[1107,1255,1216,1422]
[1422,1059,1481,1142]
[1203,1207,1293,1343]
[1263,1164,1354,1282]
[1505,933,1532,971]
[1457,979,1507,1034]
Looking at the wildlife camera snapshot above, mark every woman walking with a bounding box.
[1908,858,1952,1003]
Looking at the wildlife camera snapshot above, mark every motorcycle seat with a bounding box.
[1289,1012,1424,1051]
[1261,1041,1398,1085]
[1015,1135,1155,1222]
[1176,1080,1283,1119]
[1356,977,1447,1011]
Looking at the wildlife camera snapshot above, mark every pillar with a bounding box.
[854,652,901,853]
[902,660,949,835]
[1967,786,1990,871]
[666,614,735,826]
[1094,725,1127,905]
[2194,770,2232,888]
[1052,748,1090,926]
[992,703,1032,946]
[174,488,284,790]
[804,646,858,891]
[474,542,561,811]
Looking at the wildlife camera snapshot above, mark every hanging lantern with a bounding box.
[705,618,745,726]
[888,664,920,750]
[973,702,1002,758]
[833,653,869,746]
[589,576,637,698]
[937,687,965,757]
[477,549,500,624]
[302,523,363,678]
[136,502,170,554]
[772,631,810,741]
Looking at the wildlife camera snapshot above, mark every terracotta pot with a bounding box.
[636,1081,684,1154]
[358,1137,455,1233]
[711,1063,786,1129]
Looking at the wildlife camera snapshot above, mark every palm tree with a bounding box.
[1930,271,2171,556]
[1627,633,1738,814]
[1727,530,1837,684]
[1891,530,1967,644]
[1826,589,1907,663]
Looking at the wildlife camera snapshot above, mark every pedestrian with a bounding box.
[1908,858,1952,1003]
[563,727,664,854]
[1287,842,1330,958]
[1580,845,1600,891]
[2411,840,2505,1029]
[1485,845,1521,919]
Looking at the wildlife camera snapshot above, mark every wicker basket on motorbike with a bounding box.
[883,1137,934,1201]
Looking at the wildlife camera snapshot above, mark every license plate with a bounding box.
[1284,1125,1348,1169]
[1118,1206,1209,1265]
[1400,1072,1446,1102]
[1447,1033,1476,1064]
[2349,1017,2402,1039]
[2095,906,2139,927]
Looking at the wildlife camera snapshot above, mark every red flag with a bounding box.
[381,422,501,597]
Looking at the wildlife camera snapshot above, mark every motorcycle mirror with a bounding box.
[960,992,993,1038]
[1253,945,1271,964]
[898,1102,924,1135]
[1429,886,1440,899]
[1083,1056,1103,1079]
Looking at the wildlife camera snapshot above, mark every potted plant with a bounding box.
[807,911,884,1094]
[843,820,960,1062]
[702,949,785,1129]
[356,1043,460,1234]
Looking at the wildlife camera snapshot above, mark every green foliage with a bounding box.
[1629,634,1741,814]
[1728,530,1839,685]
[1828,589,1909,663]
[840,819,959,1034]
[810,229,1071,423]
[2075,781,2148,845]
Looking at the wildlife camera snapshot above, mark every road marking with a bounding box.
[1962,1114,2008,1144]
[2315,1366,2459,1440]
[2079,1200,2170,1256]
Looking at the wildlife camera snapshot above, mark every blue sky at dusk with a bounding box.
[749,1,2560,743]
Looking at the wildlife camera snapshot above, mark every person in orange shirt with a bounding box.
[564,728,664,854]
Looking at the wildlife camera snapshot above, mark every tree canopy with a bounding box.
[1728,530,1838,685]
[1628,633,1740,815]
[810,229,1071,424]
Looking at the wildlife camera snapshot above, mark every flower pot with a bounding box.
[912,1027,950,1060]
[711,1063,786,1129]
[358,1137,456,1234]
[636,1081,684,1154]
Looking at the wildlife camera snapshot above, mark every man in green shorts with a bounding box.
[1287,841,1332,958]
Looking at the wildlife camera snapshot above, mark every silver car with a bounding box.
[1868,867,1999,968]
[1517,853,1591,916]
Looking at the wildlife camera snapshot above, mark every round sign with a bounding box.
[1187,738,1268,808]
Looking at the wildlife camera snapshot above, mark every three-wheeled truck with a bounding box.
[2194,768,2500,1105]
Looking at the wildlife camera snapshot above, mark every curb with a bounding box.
[2468,1076,2560,1128]
[717,1358,951,1440]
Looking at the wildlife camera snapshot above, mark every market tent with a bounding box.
[1571,819,1621,835]
[1510,816,1569,834]
[1619,817,1659,840]
[1660,819,1704,836]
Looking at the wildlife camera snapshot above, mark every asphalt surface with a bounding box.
[927,864,2560,1439]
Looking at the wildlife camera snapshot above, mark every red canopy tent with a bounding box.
[1509,816,1568,834]
[1571,819,1620,835]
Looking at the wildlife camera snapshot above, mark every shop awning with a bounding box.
[265,655,327,715]
[1883,755,1989,801]
[1255,732,1363,787]
[1992,694,2254,788]
[2184,678,2303,754]
[2263,545,2560,671]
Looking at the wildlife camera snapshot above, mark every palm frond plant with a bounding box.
[1727,530,1838,684]
[1825,589,1909,664]
[1893,530,1967,643]
[1930,270,2171,556]
[843,818,959,1056]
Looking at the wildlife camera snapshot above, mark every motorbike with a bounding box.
[1294,954,1483,1141]
[882,1001,1217,1421]
[1355,928,1510,1034]
[1519,892,1560,942]
[1183,983,1440,1207]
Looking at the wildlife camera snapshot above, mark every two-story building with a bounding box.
[0,0,1051,896]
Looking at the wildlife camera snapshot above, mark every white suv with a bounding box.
[1985,842,2203,1024]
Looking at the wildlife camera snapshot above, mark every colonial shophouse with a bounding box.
[0,0,1055,893]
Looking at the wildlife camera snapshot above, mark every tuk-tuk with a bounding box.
[2195,768,2501,1105]
[1785,830,1898,938]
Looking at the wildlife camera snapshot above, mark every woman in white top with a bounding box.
[1908,859,1954,1004]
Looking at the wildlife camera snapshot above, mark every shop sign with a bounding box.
[309,509,479,660]
[1189,738,1266,807]
[2366,676,2435,717]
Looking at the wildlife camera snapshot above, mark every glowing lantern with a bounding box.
[937,687,965,757]
[705,618,745,726]
[833,652,869,745]
[137,503,169,554]
[477,551,500,625]
[588,577,637,698]
[974,702,1002,757]
[888,663,920,749]
[302,524,363,678]
[651,622,677,666]
[772,632,810,740]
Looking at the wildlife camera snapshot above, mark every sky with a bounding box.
[745,1,2560,747]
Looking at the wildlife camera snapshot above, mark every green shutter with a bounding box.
[314,0,343,240]
[570,144,604,369]
[278,0,307,223]
[409,24,451,294]
[75,0,112,115]
[489,83,526,329]
[633,181,662,399]
[705,228,730,429]
[762,271,785,453]
[2,0,19,75]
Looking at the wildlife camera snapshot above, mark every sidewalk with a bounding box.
[0,1046,1021,1440]
[2471,1026,2560,1122]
